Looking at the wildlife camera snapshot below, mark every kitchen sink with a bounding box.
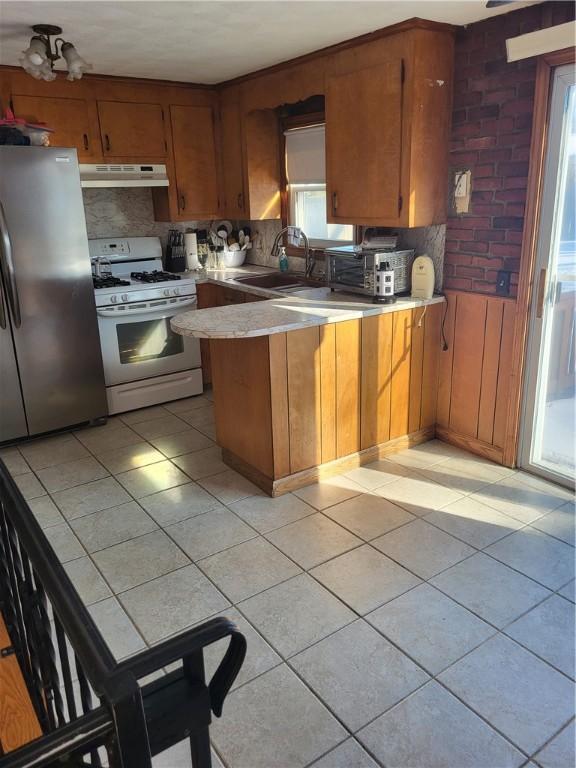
[232,272,320,291]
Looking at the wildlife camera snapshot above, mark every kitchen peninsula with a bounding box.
[172,288,444,496]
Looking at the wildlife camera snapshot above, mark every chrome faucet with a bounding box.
[271,227,316,278]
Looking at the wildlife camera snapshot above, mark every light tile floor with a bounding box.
[2,393,575,768]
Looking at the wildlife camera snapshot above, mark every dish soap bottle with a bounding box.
[278,245,289,272]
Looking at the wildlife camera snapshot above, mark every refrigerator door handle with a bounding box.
[0,279,6,330]
[0,200,21,328]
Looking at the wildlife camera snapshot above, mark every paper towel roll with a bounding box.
[184,232,199,270]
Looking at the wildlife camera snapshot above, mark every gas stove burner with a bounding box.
[130,270,182,283]
[93,276,130,289]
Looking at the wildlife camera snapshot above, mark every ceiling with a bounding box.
[0,1,535,84]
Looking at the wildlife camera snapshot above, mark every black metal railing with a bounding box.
[0,458,246,767]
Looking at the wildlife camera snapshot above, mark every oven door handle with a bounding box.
[97,298,197,318]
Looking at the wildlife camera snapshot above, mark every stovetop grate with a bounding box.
[93,276,131,289]
[130,270,182,283]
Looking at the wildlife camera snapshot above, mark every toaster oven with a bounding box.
[325,246,415,297]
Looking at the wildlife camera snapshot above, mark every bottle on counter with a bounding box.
[279,246,289,272]
[196,230,209,271]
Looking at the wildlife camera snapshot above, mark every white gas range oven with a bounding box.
[89,237,202,415]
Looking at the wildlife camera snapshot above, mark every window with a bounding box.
[285,124,353,247]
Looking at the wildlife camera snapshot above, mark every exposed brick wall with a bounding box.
[444,2,575,296]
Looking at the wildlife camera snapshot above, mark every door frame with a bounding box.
[518,63,575,487]
[502,47,575,469]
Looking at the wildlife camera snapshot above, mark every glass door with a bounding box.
[520,64,575,487]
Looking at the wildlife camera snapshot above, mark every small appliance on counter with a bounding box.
[411,255,435,300]
[373,261,396,304]
[184,230,199,270]
[325,244,414,298]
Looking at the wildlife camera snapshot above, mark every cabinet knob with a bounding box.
[179,193,186,211]
[83,133,89,150]
[332,191,339,213]
[237,193,243,210]
[104,134,111,152]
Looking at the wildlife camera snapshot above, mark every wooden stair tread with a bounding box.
[0,613,42,754]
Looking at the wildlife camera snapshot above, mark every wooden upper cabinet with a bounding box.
[169,104,219,219]
[326,59,403,224]
[219,94,247,218]
[325,27,454,227]
[243,109,281,220]
[11,94,98,161]
[97,101,166,158]
[217,91,280,221]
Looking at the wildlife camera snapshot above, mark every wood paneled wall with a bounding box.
[280,308,442,475]
[436,290,516,464]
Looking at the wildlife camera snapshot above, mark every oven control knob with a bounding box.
[121,294,128,302]
[173,287,180,296]
[110,295,118,304]
[163,288,171,297]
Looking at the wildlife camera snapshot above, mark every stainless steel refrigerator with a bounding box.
[0,146,107,442]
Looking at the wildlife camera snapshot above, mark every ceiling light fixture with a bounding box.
[20,25,92,82]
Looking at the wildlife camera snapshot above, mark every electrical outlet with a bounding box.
[496,270,511,296]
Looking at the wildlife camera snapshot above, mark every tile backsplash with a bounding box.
[82,188,210,245]
[82,189,445,289]
[247,220,446,290]
[396,225,445,292]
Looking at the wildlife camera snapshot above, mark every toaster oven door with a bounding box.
[328,254,373,293]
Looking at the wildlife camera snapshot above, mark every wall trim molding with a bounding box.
[435,426,504,466]
[223,427,435,497]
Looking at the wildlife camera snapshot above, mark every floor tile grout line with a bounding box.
[431,675,535,760]
[527,716,576,764]
[302,733,370,768]
[422,580,576,680]
[7,418,575,765]
[302,732,385,768]
[477,542,574,594]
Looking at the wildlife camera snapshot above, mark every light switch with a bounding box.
[453,169,471,214]
[455,170,470,198]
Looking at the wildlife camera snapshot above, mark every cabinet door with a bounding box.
[220,98,246,217]
[244,110,281,220]
[218,287,246,306]
[170,105,219,219]
[11,94,98,161]
[326,59,404,224]
[97,101,166,157]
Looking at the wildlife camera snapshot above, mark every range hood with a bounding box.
[79,163,169,188]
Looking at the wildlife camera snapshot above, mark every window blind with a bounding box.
[284,124,326,184]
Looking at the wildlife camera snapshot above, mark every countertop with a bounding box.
[172,266,445,338]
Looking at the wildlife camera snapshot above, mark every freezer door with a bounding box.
[0,278,27,442]
[0,147,107,435]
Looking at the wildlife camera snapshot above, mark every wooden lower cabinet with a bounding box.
[209,304,443,495]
